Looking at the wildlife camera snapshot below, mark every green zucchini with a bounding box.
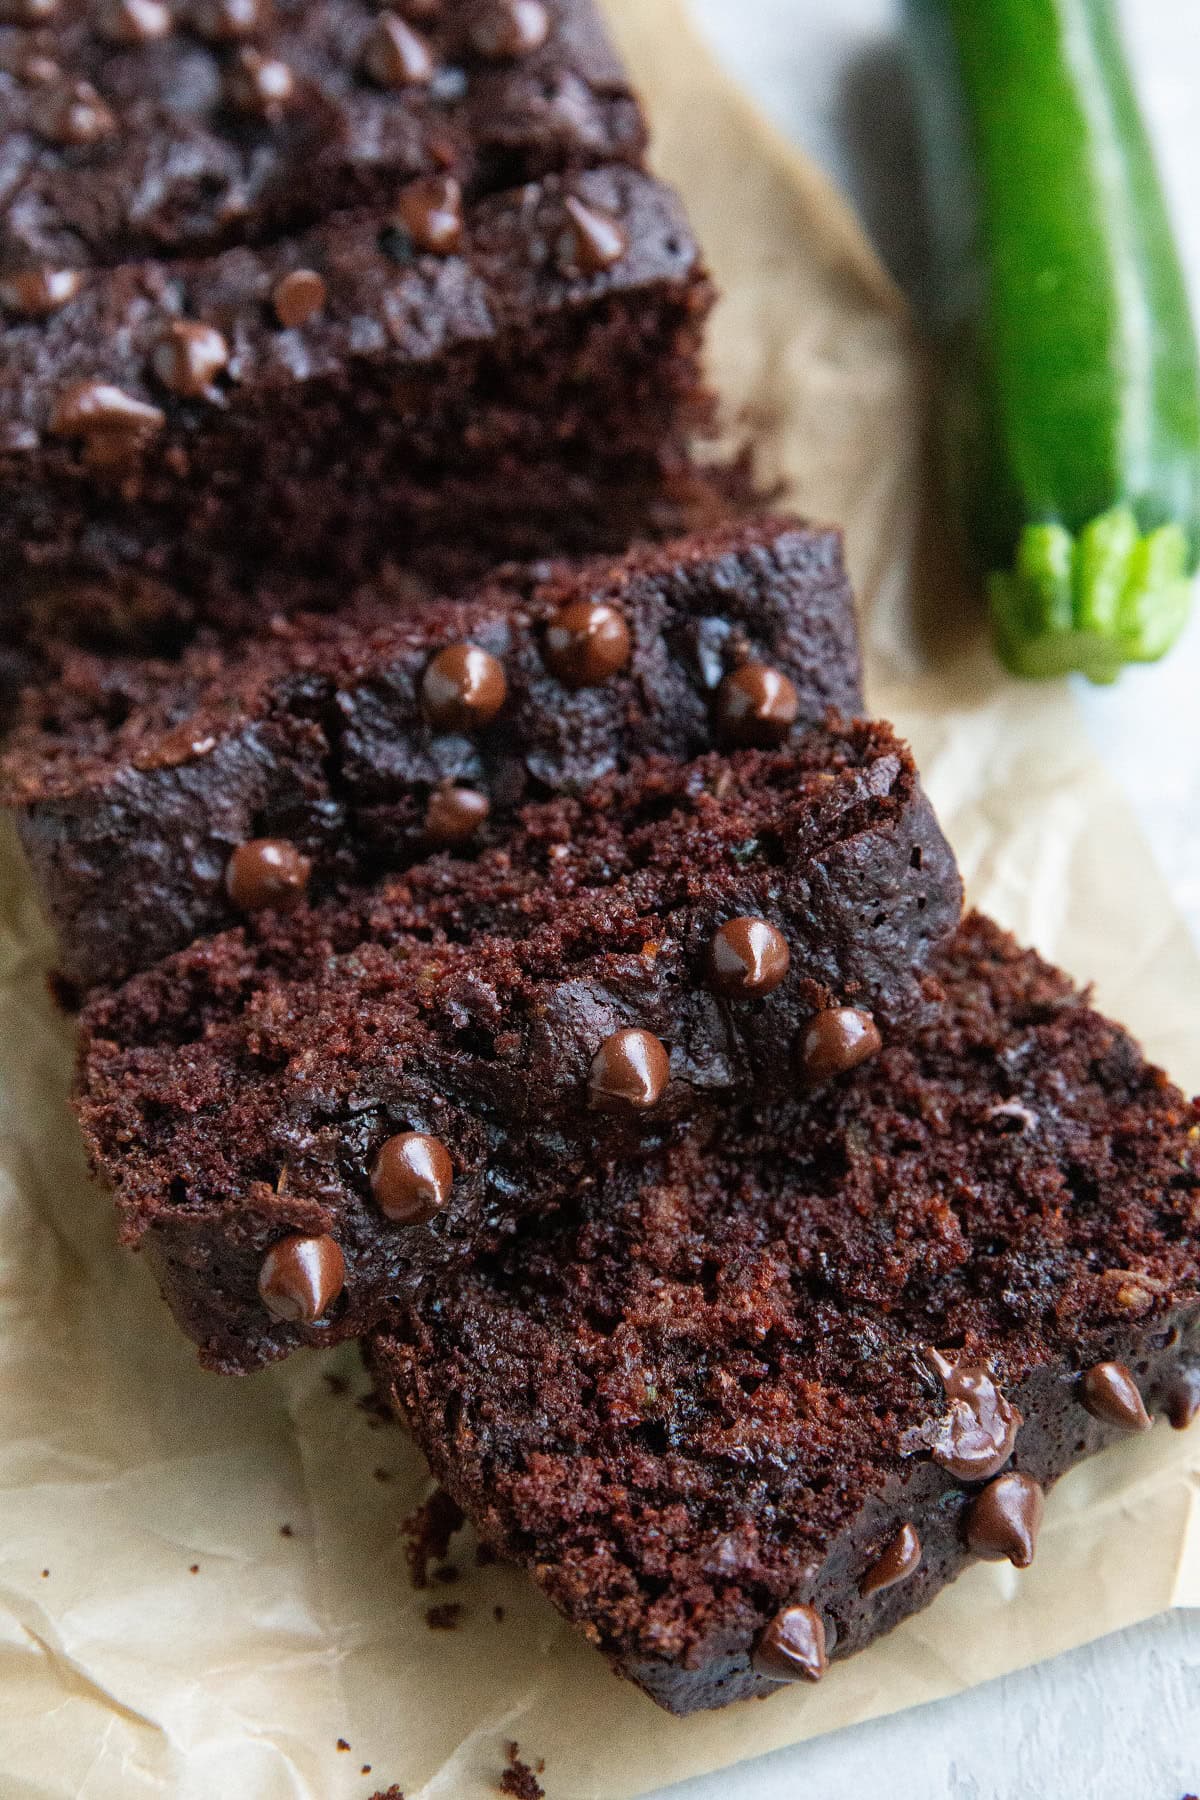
[907,0,1200,682]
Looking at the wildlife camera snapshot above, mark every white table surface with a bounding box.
[647,3,1200,1796]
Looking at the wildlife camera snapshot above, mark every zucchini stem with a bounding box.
[990,507,1194,684]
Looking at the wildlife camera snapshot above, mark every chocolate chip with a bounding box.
[752,1605,827,1683]
[0,268,82,318]
[225,47,295,118]
[556,196,627,276]
[151,320,228,397]
[469,0,550,58]
[20,53,61,85]
[707,917,790,999]
[40,80,117,146]
[258,1233,345,1324]
[798,1007,882,1083]
[397,175,465,255]
[272,268,327,328]
[225,838,312,912]
[371,1132,454,1225]
[1080,1361,1152,1433]
[0,0,57,20]
[191,0,269,38]
[421,643,507,731]
[1166,1367,1200,1431]
[132,718,218,769]
[425,784,490,846]
[923,1350,1022,1483]
[966,1471,1044,1568]
[714,663,800,747]
[49,380,166,443]
[587,1028,670,1114]
[542,600,631,688]
[97,0,172,42]
[362,12,435,85]
[859,1523,922,1597]
[84,430,159,474]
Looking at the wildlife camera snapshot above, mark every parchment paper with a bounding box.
[2,4,1199,1796]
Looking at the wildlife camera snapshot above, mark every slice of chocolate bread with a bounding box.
[368,913,1200,1713]
[2,0,646,273]
[75,727,962,1373]
[2,165,713,664]
[3,518,863,990]
[1,0,713,665]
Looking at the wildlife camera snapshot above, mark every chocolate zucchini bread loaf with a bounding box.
[0,0,712,668]
[76,726,962,1371]
[2,518,863,989]
[368,913,1200,1713]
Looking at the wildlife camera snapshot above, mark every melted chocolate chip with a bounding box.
[1167,1367,1200,1431]
[225,47,295,119]
[0,0,57,21]
[715,663,800,747]
[40,80,117,146]
[543,600,631,688]
[421,643,508,732]
[258,1234,345,1324]
[556,196,628,275]
[82,431,158,474]
[425,785,490,846]
[272,268,327,327]
[371,1132,454,1225]
[798,1007,882,1083]
[151,320,229,397]
[859,1523,922,1597]
[752,1605,828,1683]
[587,1028,670,1114]
[361,12,435,86]
[966,1471,1044,1568]
[49,380,166,441]
[20,53,61,84]
[469,0,550,58]
[0,268,82,318]
[707,917,790,999]
[97,0,172,42]
[191,0,268,38]
[923,1350,1022,1483]
[398,175,465,255]
[225,838,312,912]
[134,718,218,769]
[1080,1361,1152,1433]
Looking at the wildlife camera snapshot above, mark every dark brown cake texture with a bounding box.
[76,724,962,1372]
[0,0,713,674]
[2,518,864,990]
[1,0,644,271]
[367,914,1200,1714]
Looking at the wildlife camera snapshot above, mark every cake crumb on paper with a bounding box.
[402,1487,465,1588]
[425,1602,462,1631]
[499,1741,545,1798]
